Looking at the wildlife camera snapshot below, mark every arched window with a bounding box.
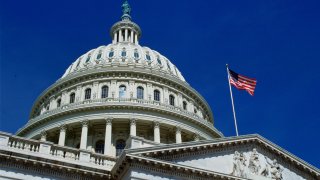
[57,99,61,108]
[95,140,105,154]
[146,53,151,61]
[119,85,126,98]
[70,93,75,104]
[183,101,187,110]
[134,49,139,59]
[116,139,126,156]
[194,108,198,114]
[121,49,126,57]
[137,86,144,99]
[108,50,114,58]
[169,95,175,106]
[101,86,109,98]
[157,56,162,65]
[97,51,102,60]
[85,54,91,63]
[85,88,91,100]
[167,61,171,70]
[154,90,160,101]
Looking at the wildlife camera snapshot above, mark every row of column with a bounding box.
[113,28,138,45]
[40,119,201,156]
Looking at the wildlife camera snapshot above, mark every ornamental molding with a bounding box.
[29,67,213,122]
[80,120,89,127]
[105,117,113,125]
[18,98,220,138]
[125,134,320,178]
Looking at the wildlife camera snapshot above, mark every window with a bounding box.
[146,54,151,61]
[46,105,50,111]
[70,93,75,104]
[194,108,198,114]
[119,85,126,98]
[95,140,104,154]
[85,88,91,100]
[154,90,160,101]
[57,99,61,108]
[121,49,126,57]
[76,58,81,68]
[97,51,102,59]
[157,57,162,65]
[101,86,109,98]
[116,139,126,156]
[109,51,114,58]
[134,49,139,59]
[169,95,175,106]
[183,101,187,110]
[86,54,91,63]
[137,86,144,99]
[167,62,171,70]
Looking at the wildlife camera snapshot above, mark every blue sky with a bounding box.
[1,0,319,168]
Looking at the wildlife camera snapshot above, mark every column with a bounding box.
[154,121,160,143]
[58,124,67,146]
[125,29,128,42]
[194,134,200,141]
[130,118,137,136]
[175,127,182,143]
[135,34,138,45]
[130,31,134,43]
[80,120,89,150]
[104,117,113,156]
[119,30,123,42]
[113,32,117,44]
[40,130,47,141]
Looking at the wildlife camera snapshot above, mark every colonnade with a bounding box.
[41,118,200,157]
[113,28,138,45]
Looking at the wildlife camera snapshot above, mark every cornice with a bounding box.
[17,99,222,138]
[125,134,320,178]
[112,154,246,180]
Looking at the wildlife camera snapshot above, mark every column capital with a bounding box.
[193,133,200,141]
[59,124,67,132]
[40,130,47,138]
[81,120,89,127]
[175,126,182,133]
[130,118,137,125]
[105,117,113,125]
[153,121,160,128]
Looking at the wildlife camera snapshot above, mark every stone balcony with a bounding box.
[0,131,116,177]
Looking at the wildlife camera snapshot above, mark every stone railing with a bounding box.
[0,132,116,171]
[31,98,213,128]
[7,135,40,152]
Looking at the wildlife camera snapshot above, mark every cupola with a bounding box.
[110,0,142,45]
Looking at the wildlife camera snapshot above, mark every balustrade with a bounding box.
[7,136,40,152]
[30,98,211,127]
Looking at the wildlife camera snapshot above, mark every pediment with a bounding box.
[125,134,320,180]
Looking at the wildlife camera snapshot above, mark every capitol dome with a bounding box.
[61,43,186,82]
[16,0,223,158]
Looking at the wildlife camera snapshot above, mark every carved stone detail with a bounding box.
[231,149,283,180]
[248,148,261,175]
[105,117,113,125]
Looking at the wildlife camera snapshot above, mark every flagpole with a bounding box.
[226,64,239,136]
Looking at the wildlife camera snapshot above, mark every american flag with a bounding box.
[228,69,257,96]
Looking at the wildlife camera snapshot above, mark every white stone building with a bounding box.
[0,1,319,180]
